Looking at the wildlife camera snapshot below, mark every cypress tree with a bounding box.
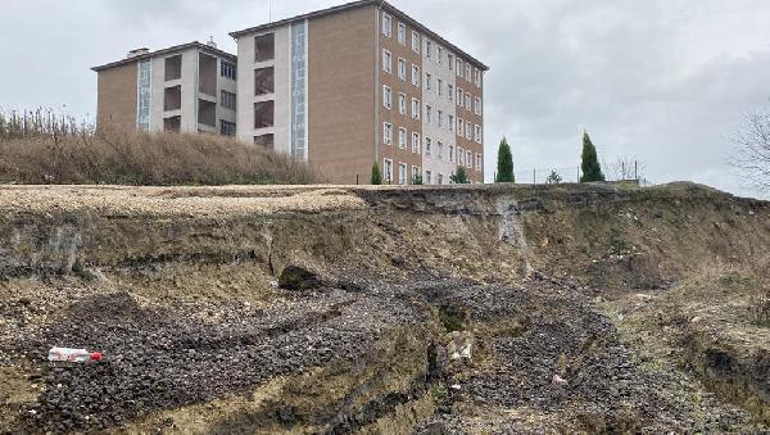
[495,137,515,183]
[371,162,382,185]
[580,131,606,182]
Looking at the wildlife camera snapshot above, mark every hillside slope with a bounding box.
[0,182,768,434]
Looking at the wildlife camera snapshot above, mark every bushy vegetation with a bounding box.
[495,137,515,183]
[580,131,606,183]
[0,109,323,186]
[451,166,470,184]
[371,162,382,185]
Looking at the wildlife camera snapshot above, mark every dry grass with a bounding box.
[0,109,323,186]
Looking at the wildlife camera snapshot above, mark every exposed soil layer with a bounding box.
[0,182,768,433]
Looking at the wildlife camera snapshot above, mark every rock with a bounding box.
[278,266,322,292]
[446,332,474,361]
[552,374,569,387]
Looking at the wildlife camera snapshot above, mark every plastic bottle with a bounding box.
[48,347,103,364]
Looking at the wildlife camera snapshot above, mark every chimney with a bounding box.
[127,48,150,59]
[207,37,217,49]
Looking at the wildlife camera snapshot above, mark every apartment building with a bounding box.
[92,41,238,136]
[230,0,488,184]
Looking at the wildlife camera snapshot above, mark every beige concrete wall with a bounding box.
[96,62,137,132]
[236,26,291,151]
[307,5,377,185]
[422,38,457,185]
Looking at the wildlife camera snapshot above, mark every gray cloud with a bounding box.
[1,0,768,198]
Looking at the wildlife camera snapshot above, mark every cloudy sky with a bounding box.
[2,0,769,198]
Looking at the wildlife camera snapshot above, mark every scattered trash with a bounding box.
[48,347,103,364]
[270,280,279,288]
[552,374,569,387]
[690,316,703,324]
[450,384,462,390]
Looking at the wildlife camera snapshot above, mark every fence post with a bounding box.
[356,174,359,185]
[577,166,580,183]
[634,161,638,180]
[533,169,536,185]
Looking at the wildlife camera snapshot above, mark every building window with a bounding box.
[476,154,483,171]
[165,55,182,81]
[458,147,464,166]
[467,150,473,168]
[425,73,432,92]
[382,13,392,37]
[437,46,443,65]
[220,120,236,136]
[425,40,432,60]
[475,97,482,115]
[399,163,407,185]
[398,93,407,115]
[437,78,444,97]
[438,110,444,128]
[254,66,275,95]
[425,137,432,158]
[438,173,445,185]
[221,90,236,110]
[425,170,433,184]
[384,159,393,183]
[448,115,454,132]
[383,122,393,145]
[448,84,454,102]
[398,127,407,149]
[448,53,455,71]
[411,31,420,53]
[449,145,455,163]
[457,118,464,136]
[164,86,182,112]
[475,68,482,87]
[398,58,407,80]
[425,105,432,124]
[437,141,444,160]
[382,49,392,74]
[221,61,237,80]
[255,33,275,62]
[383,85,392,109]
[465,92,472,110]
[254,101,274,129]
[412,165,420,183]
[456,88,463,107]
[466,121,472,140]
[474,124,482,143]
[411,98,421,120]
[412,65,420,87]
[398,22,407,44]
[411,132,421,154]
[465,64,472,81]
[457,58,463,76]
[254,133,274,148]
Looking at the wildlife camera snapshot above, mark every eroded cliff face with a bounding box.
[0,183,768,434]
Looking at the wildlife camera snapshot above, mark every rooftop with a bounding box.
[92,41,237,72]
[229,0,489,71]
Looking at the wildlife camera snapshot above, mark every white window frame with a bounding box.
[411,132,421,154]
[383,85,392,109]
[475,97,482,115]
[457,58,463,76]
[437,141,444,160]
[458,146,464,166]
[398,92,407,115]
[449,144,455,163]
[467,150,473,168]
[448,84,454,102]
[438,173,445,185]
[411,31,421,53]
[425,137,432,158]
[412,165,420,183]
[426,39,432,60]
[383,122,393,145]
[425,170,433,185]
[449,115,454,132]
[465,64,472,81]
[474,124,482,143]
[412,65,420,87]
[475,68,481,87]
[382,13,392,37]
[399,162,407,185]
[382,49,392,74]
[466,121,472,140]
[398,22,407,44]
[384,158,393,183]
[476,154,482,171]
[438,109,444,128]
[457,117,464,136]
[437,46,443,65]
[465,93,472,110]
[425,73,432,92]
[411,98,421,120]
[398,58,407,80]
[425,105,432,124]
[448,53,455,71]
[398,127,407,150]
[456,88,463,107]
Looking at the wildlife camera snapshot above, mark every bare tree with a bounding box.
[732,111,770,191]
[603,156,645,181]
